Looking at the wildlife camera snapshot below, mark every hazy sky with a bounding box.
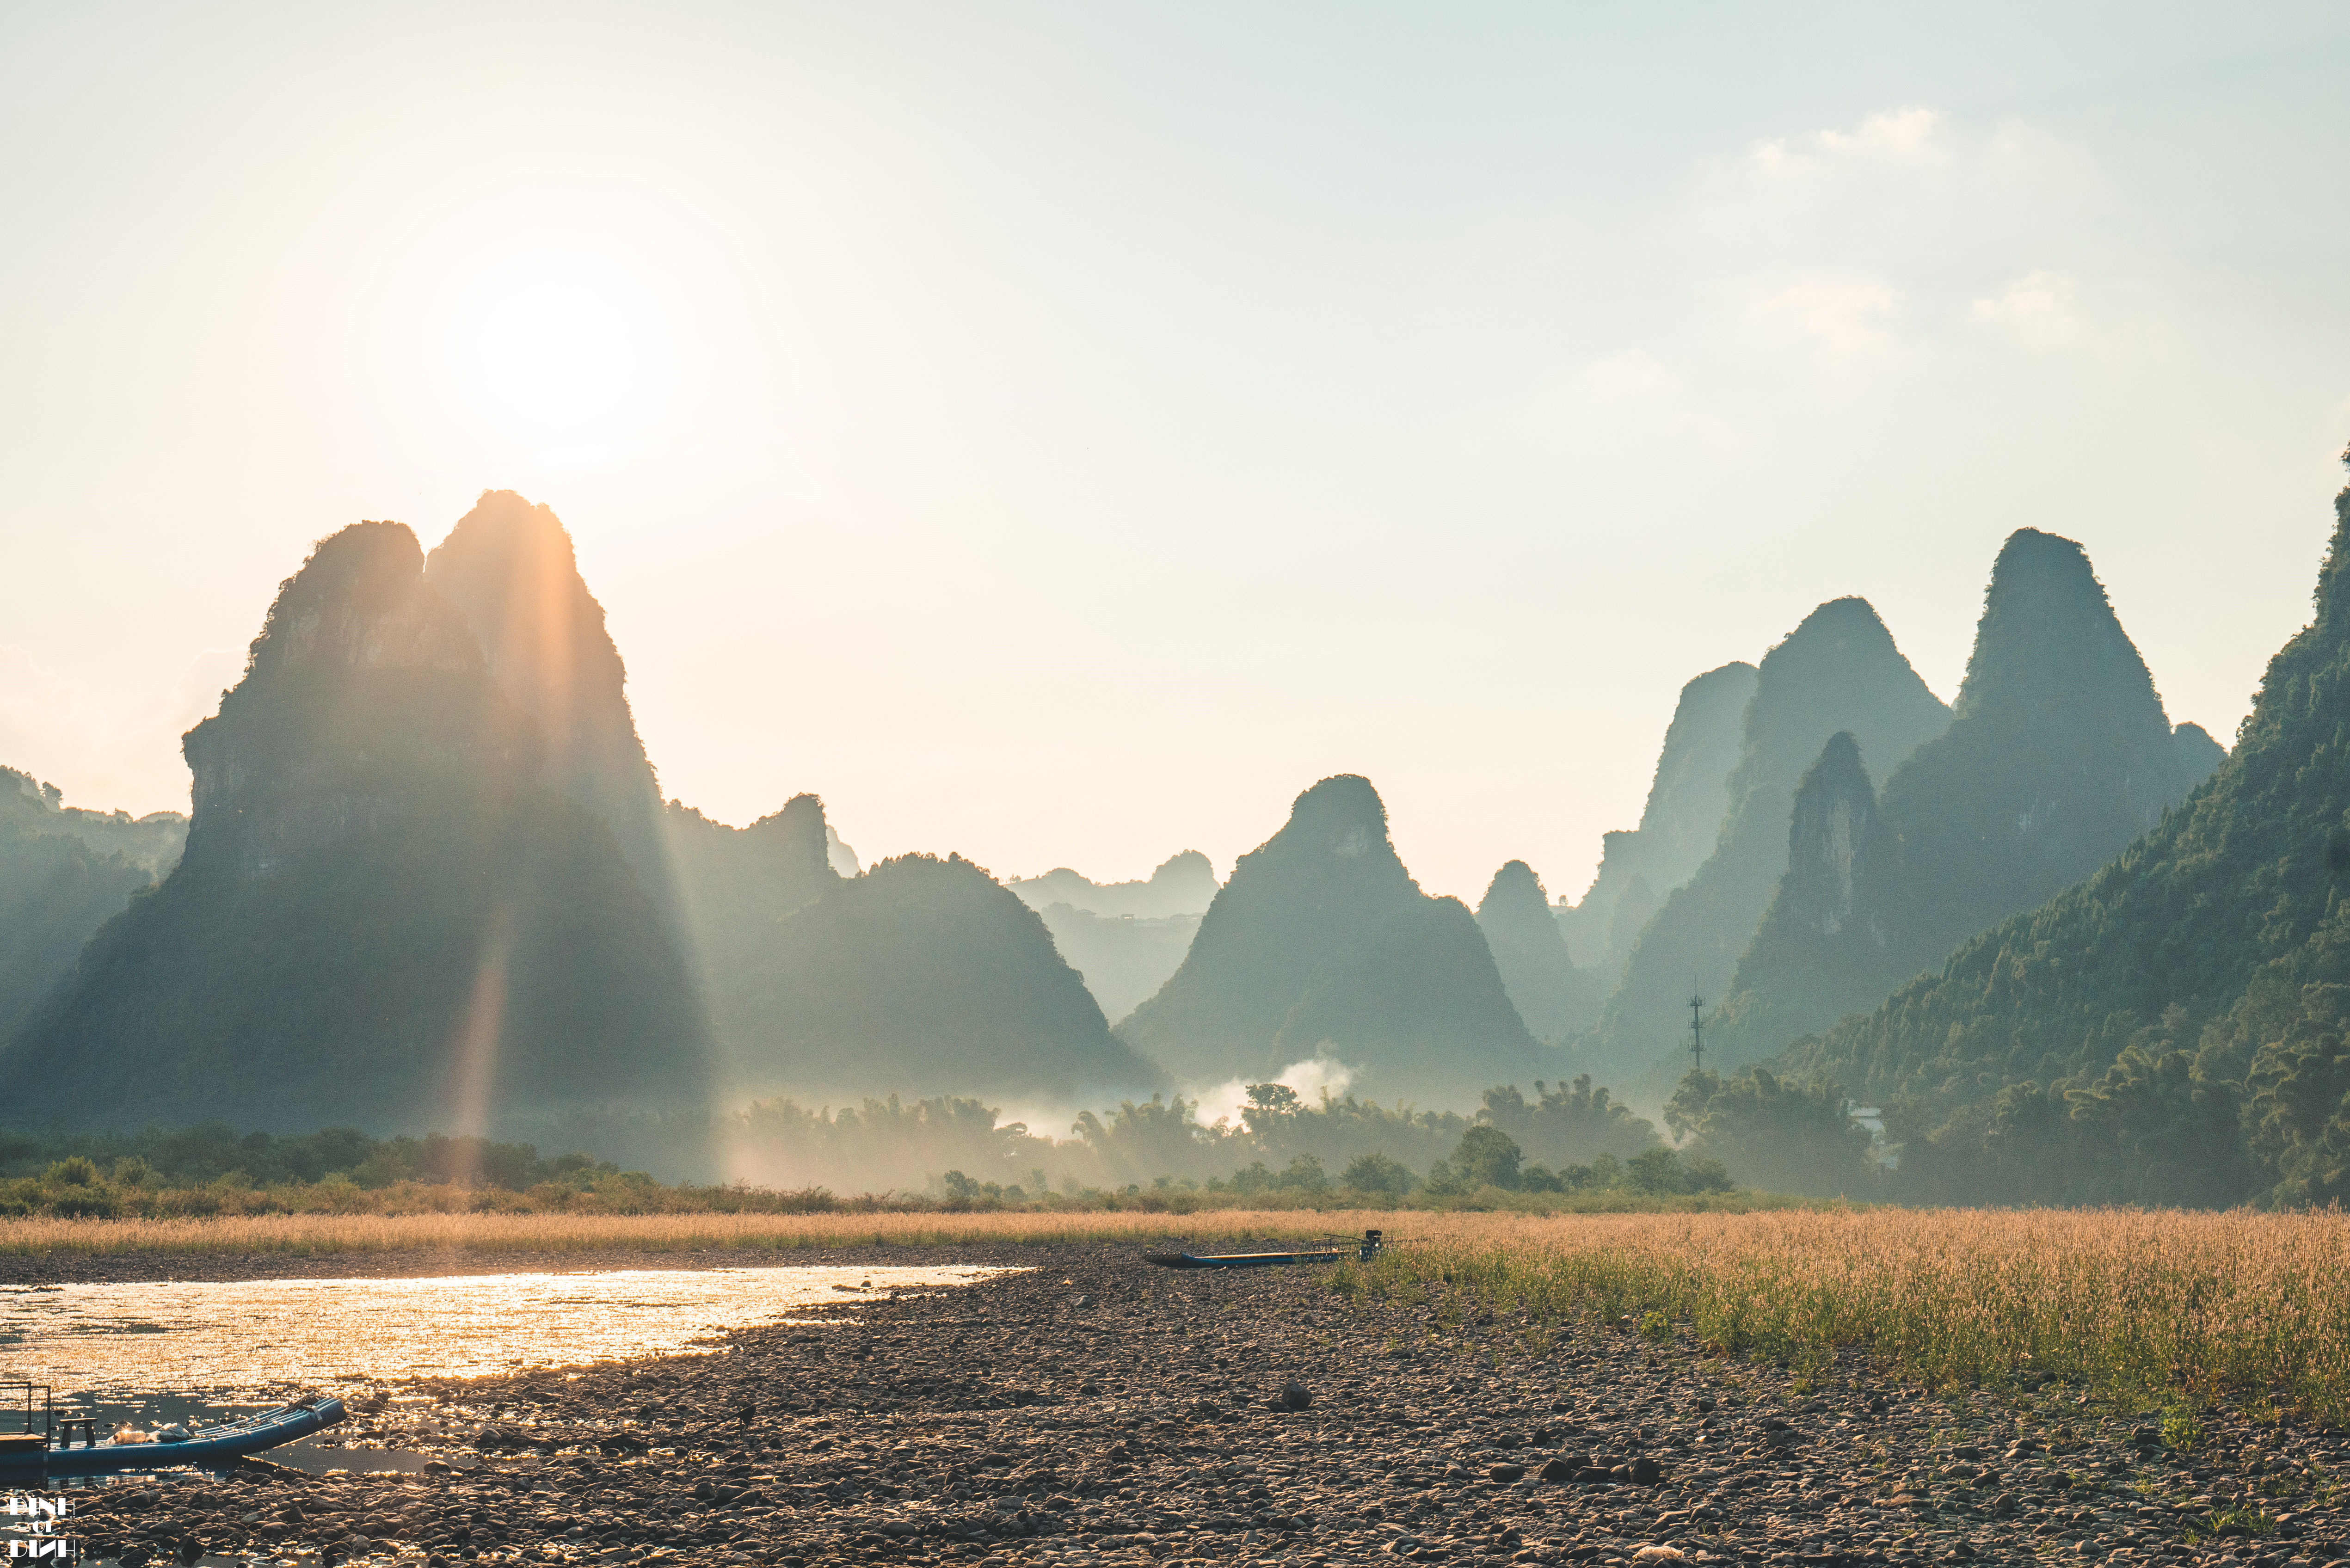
[4,3,2347,903]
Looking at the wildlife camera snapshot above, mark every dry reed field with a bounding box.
[1344,1208,2350,1420]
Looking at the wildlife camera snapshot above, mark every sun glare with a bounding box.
[473,278,640,432]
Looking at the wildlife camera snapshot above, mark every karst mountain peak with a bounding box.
[1589,590,1950,1096]
[1476,859,1599,1045]
[424,489,672,904]
[0,454,2307,1201]
[1682,527,2224,1079]
[1557,660,1758,981]
[1115,772,1544,1101]
[1767,456,2349,1204]
[6,514,716,1137]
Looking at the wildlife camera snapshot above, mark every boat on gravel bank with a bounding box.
[0,1384,344,1476]
[1143,1229,1384,1268]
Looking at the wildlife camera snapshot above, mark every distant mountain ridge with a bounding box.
[1030,904,1202,1025]
[1588,596,1951,1092]
[1116,774,1544,1105]
[1556,661,1756,978]
[0,768,185,1045]
[11,480,2277,1156]
[719,839,1168,1104]
[1010,851,1219,918]
[1477,860,1600,1044]
[665,792,1163,1102]
[0,768,185,874]
[1007,852,1219,1023]
[1763,457,2350,1204]
[1703,530,2224,1070]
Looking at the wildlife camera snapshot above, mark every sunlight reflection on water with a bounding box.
[0,1265,1007,1401]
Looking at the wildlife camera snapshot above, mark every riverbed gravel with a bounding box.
[43,1241,2350,1568]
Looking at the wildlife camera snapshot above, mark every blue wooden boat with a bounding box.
[1145,1229,1384,1268]
[0,1385,345,1476]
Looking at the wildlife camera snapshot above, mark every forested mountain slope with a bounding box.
[1780,455,2350,1204]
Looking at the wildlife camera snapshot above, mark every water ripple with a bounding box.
[0,1264,1008,1401]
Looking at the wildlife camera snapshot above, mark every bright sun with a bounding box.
[473,279,640,432]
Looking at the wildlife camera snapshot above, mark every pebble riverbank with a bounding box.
[40,1242,2350,1568]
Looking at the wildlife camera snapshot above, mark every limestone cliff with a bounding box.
[1700,732,1905,1065]
[1556,661,1756,977]
[1714,530,2223,1070]
[1766,454,2350,1205]
[721,849,1169,1103]
[1593,597,1949,1090]
[664,792,1162,1101]
[1116,775,1544,1104]
[178,521,529,883]
[5,521,713,1132]
[1274,893,1545,1107]
[424,490,673,905]
[664,793,838,937]
[1874,529,2223,967]
[662,791,841,1083]
[1476,860,1600,1044]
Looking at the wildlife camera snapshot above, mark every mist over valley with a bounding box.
[11,464,2350,1213]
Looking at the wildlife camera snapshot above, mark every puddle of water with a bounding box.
[0,1263,1001,1402]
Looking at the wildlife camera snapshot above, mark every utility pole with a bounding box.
[1688,990,1706,1073]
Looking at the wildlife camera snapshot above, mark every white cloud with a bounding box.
[1824,105,1945,159]
[1567,348,1683,400]
[0,645,236,815]
[1751,106,1949,177]
[1495,347,1737,461]
[1696,109,2107,350]
[1972,270,2081,347]
[1748,275,1900,356]
[0,646,113,783]
[1536,347,1690,429]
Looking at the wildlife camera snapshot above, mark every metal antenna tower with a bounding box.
[1688,989,1706,1073]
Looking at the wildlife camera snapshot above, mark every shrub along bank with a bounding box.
[0,1120,1782,1220]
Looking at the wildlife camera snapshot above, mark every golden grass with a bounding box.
[0,1206,1407,1258]
[1340,1208,2350,1420]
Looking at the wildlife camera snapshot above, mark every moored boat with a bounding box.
[1143,1229,1384,1269]
[0,1385,345,1476]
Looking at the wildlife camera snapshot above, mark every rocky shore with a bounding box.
[45,1242,2350,1568]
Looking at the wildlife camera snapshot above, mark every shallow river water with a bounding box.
[0,1263,1003,1405]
